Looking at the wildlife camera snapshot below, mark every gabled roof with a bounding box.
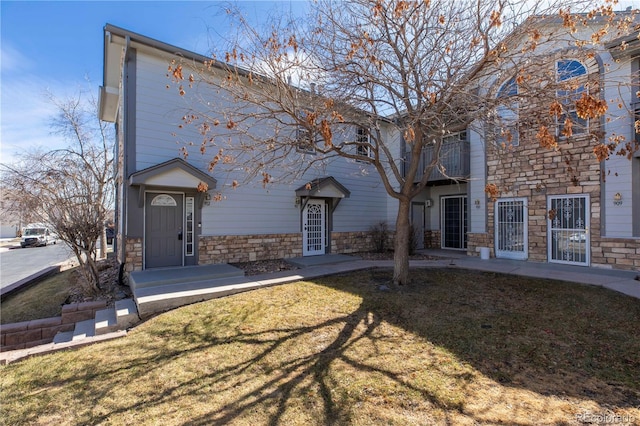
[606,30,640,58]
[99,23,253,123]
[295,176,350,199]
[129,158,217,190]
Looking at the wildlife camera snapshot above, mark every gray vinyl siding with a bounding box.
[468,126,487,233]
[601,52,636,238]
[132,50,389,237]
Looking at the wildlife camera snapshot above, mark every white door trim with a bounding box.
[303,199,326,256]
[547,194,590,266]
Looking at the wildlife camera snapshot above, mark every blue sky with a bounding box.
[0,1,308,163]
[2,1,640,164]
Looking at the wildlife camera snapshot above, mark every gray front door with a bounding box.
[145,193,183,269]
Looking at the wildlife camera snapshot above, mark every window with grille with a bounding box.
[355,126,373,161]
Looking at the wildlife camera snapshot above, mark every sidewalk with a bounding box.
[284,252,640,300]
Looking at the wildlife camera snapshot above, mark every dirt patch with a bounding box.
[66,258,131,306]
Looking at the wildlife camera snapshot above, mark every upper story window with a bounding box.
[295,111,318,154]
[556,59,588,136]
[443,130,467,144]
[296,126,316,153]
[496,77,519,147]
[355,126,373,160]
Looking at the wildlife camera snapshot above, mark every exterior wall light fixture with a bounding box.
[613,192,622,206]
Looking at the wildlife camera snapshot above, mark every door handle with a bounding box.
[178,232,183,241]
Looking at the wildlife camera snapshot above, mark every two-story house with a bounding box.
[99,24,395,273]
[409,15,639,271]
[100,14,639,276]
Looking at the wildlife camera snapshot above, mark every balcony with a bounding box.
[404,139,470,183]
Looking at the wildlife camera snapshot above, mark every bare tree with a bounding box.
[0,89,114,292]
[169,0,635,285]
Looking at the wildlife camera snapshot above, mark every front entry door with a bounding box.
[441,196,467,249]
[145,193,184,269]
[548,195,589,266]
[495,198,528,260]
[303,199,326,256]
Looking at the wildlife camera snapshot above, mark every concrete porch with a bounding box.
[128,255,362,319]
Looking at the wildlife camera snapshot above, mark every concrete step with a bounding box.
[115,298,139,329]
[53,330,74,344]
[129,264,244,291]
[72,319,96,341]
[95,308,118,335]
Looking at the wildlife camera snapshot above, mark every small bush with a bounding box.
[368,221,389,253]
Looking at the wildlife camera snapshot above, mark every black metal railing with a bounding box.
[404,139,470,182]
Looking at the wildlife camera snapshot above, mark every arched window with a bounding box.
[496,77,519,147]
[557,59,588,136]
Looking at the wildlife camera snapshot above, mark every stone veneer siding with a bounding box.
[476,88,640,270]
[424,230,442,249]
[331,231,377,254]
[124,237,143,272]
[467,233,493,258]
[199,234,303,264]
[198,231,378,264]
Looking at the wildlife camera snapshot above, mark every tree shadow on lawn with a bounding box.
[148,268,639,424]
[4,268,639,425]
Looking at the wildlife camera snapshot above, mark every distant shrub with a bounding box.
[369,221,389,253]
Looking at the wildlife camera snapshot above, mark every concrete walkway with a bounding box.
[281,251,640,300]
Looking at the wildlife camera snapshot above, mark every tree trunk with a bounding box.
[393,197,412,286]
[98,227,107,260]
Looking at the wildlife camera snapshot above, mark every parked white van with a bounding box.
[20,224,57,248]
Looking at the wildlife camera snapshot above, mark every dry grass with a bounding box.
[0,269,75,324]
[1,268,639,425]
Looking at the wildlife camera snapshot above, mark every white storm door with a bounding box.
[548,195,590,266]
[495,198,528,260]
[303,199,326,256]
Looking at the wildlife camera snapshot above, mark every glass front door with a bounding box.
[441,196,467,250]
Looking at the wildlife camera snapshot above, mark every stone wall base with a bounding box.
[124,237,143,272]
[199,233,303,264]
[424,230,442,249]
[1,300,107,352]
[198,231,378,264]
[466,232,639,270]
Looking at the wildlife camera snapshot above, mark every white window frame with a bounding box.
[295,126,317,154]
[556,59,588,137]
[355,126,373,161]
[495,78,519,147]
[185,196,194,257]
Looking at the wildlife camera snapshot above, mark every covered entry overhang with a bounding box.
[129,158,217,207]
[295,176,351,211]
[295,177,350,257]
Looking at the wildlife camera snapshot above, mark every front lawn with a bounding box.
[1,268,638,425]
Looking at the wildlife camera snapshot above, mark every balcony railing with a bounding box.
[404,139,470,182]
